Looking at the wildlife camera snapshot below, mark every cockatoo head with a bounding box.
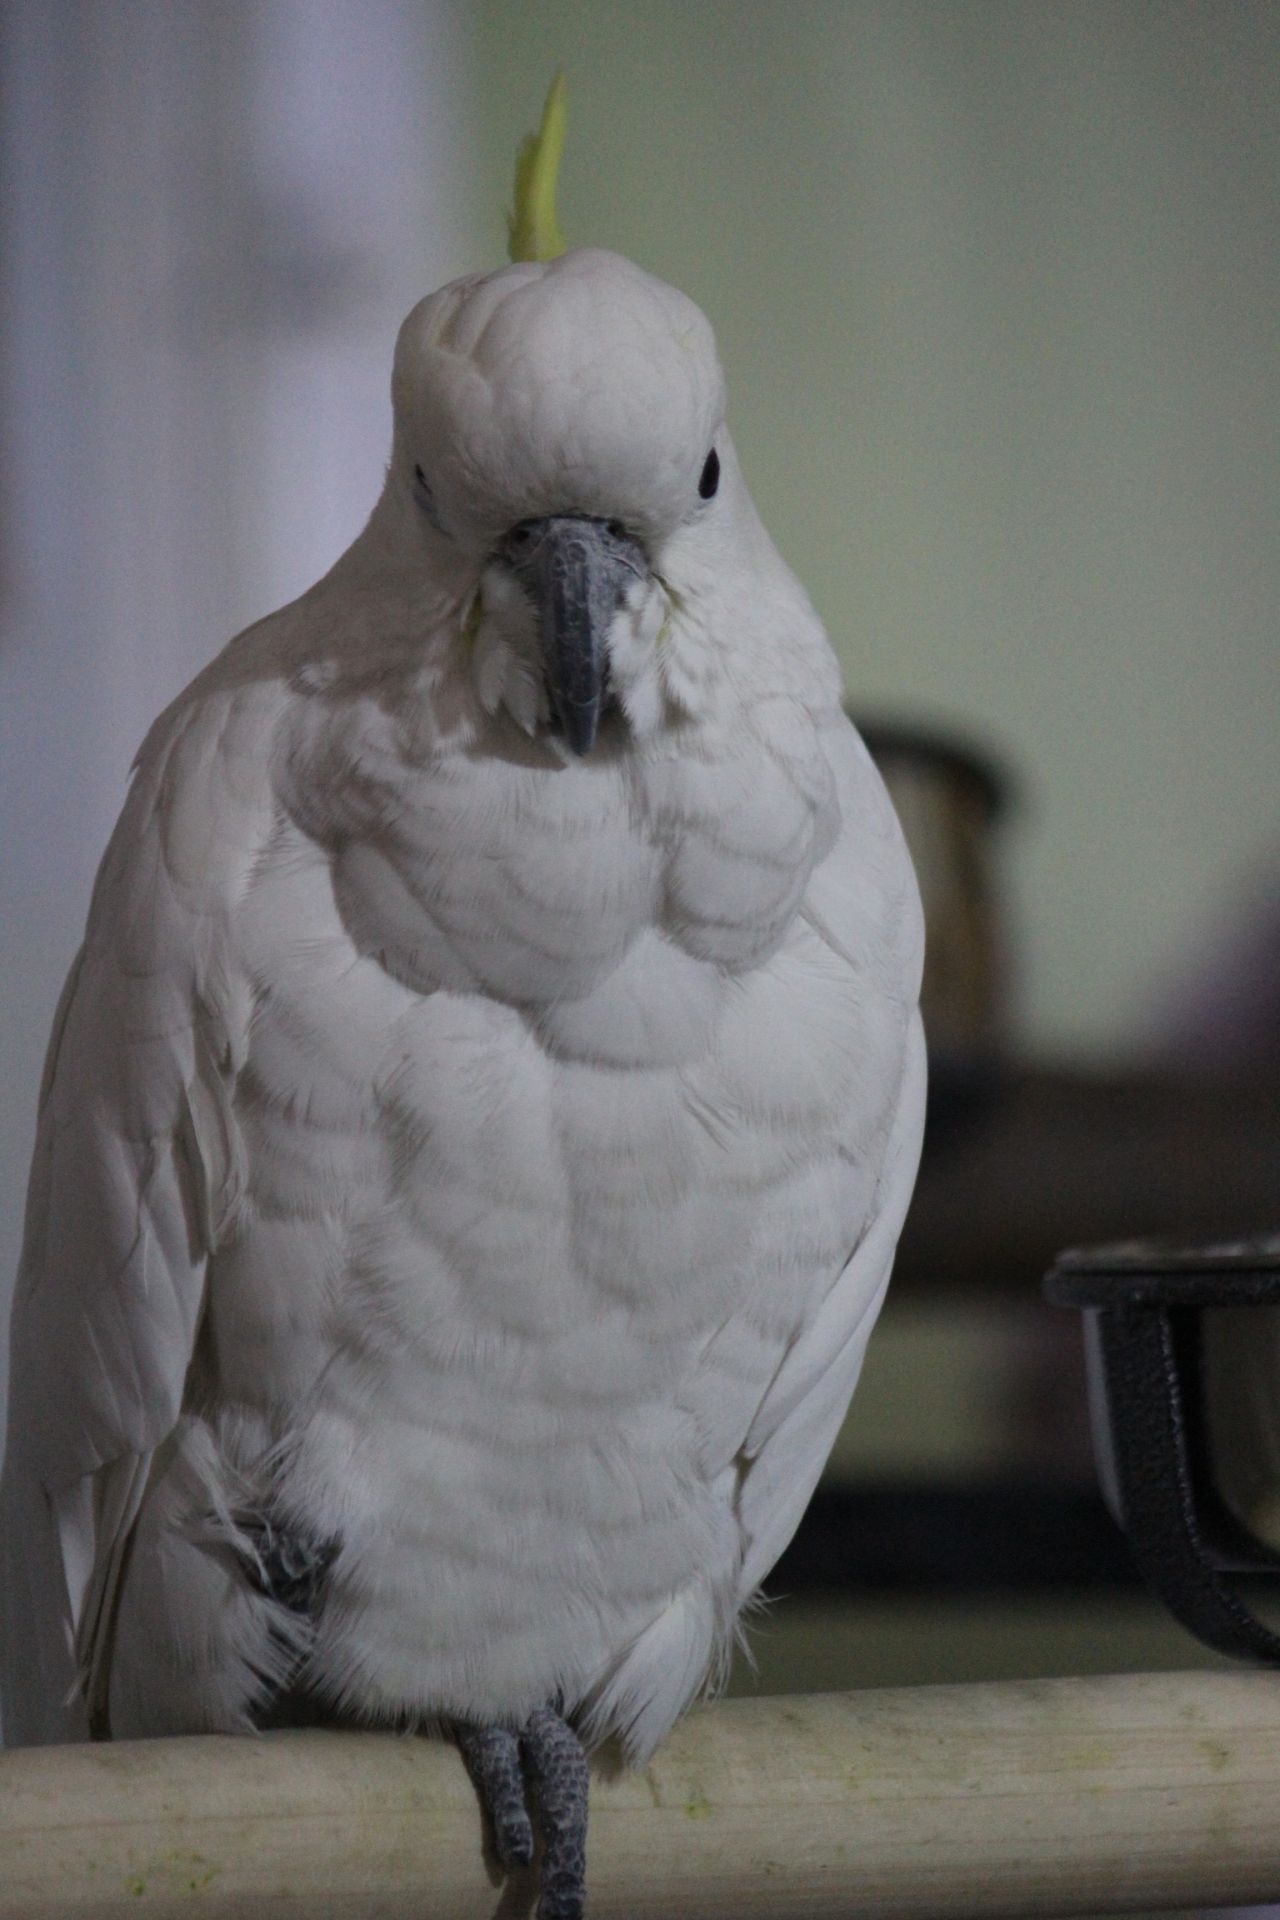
[388,245,731,754]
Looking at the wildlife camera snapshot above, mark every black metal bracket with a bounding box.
[1045,1235,1280,1662]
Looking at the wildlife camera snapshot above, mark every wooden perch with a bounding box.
[4,1670,1280,1916]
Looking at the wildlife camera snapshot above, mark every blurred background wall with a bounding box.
[1,0,1277,1699]
[470,0,1280,1064]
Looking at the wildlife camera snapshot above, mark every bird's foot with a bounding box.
[232,1510,340,1729]
[456,1724,535,1870]
[523,1706,589,1920]
[234,1510,340,1617]
[458,1706,589,1920]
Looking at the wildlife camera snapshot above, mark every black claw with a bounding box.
[457,1724,535,1870]
[498,1811,535,1869]
[232,1510,340,1730]
[234,1510,340,1616]
[522,1706,589,1920]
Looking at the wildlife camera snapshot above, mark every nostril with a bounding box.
[605,519,626,540]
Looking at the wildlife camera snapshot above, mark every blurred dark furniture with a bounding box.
[898,1066,1280,1298]
[775,1070,1279,1603]
[1046,1235,1280,1662]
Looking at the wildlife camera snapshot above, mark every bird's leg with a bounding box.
[456,1708,589,1917]
[237,1512,339,1618]
[457,1724,535,1870]
[520,1706,590,1920]
[233,1511,339,1729]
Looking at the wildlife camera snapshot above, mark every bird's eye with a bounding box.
[698,449,720,500]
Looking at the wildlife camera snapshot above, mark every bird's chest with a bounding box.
[283,913,868,1439]
[224,713,850,1407]
[317,714,835,1009]
[325,748,660,1005]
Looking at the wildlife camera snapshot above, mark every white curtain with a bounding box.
[0,0,474,1443]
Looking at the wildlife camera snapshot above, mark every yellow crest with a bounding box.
[508,72,569,264]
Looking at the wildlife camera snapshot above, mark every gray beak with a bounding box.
[498,514,648,756]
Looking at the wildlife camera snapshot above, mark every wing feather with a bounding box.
[1,699,253,1743]
[733,1012,926,1604]
[726,717,927,1609]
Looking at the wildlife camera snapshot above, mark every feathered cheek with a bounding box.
[469,564,672,749]
[468,563,548,739]
[603,576,668,742]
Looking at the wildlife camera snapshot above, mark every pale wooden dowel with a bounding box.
[4,1671,1280,1917]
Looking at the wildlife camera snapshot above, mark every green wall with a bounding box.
[467,2,1280,1062]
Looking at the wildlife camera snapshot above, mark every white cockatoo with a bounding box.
[0,80,924,1917]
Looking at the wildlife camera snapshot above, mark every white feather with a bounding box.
[2,247,925,1762]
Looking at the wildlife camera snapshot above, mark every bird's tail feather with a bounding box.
[577,1583,721,1766]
